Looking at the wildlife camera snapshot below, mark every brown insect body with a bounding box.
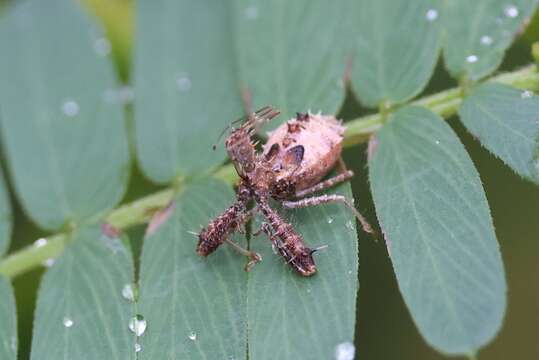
[263,113,345,193]
[197,107,370,276]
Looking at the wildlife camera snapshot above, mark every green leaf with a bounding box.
[443,0,538,81]
[0,169,12,257]
[350,0,441,107]
[0,0,130,231]
[138,179,247,359]
[368,106,506,355]
[0,276,17,360]
[459,83,539,183]
[234,0,352,121]
[30,225,136,360]
[134,0,242,183]
[248,183,358,360]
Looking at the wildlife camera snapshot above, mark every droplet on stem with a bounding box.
[128,315,147,337]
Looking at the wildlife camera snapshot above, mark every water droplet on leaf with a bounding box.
[176,73,192,92]
[466,55,478,63]
[63,317,74,328]
[129,315,147,336]
[94,37,111,56]
[34,238,47,248]
[425,9,438,22]
[10,336,17,352]
[327,217,334,224]
[62,99,79,117]
[122,284,136,302]
[504,5,519,18]
[188,331,197,341]
[244,6,258,20]
[134,343,142,353]
[335,341,355,360]
[480,35,493,45]
[43,258,55,267]
[521,90,533,99]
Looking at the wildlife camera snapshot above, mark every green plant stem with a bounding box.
[1,64,538,279]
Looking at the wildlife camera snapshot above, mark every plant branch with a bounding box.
[1,64,538,279]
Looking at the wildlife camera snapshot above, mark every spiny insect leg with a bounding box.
[281,194,374,234]
[294,170,354,198]
[223,238,261,272]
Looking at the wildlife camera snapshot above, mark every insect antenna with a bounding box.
[310,244,329,255]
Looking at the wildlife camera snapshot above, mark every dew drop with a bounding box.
[480,35,493,46]
[521,90,533,99]
[43,258,55,267]
[335,341,355,360]
[129,314,147,336]
[466,55,478,63]
[345,220,354,230]
[327,217,334,224]
[62,99,79,117]
[122,284,135,302]
[425,9,438,22]
[63,316,74,328]
[10,336,17,352]
[134,343,142,353]
[34,238,48,248]
[504,5,519,18]
[348,270,353,275]
[435,140,440,145]
[188,331,197,341]
[176,73,192,92]
[94,37,111,56]
[244,5,258,20]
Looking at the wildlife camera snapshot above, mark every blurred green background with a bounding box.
[1,0,538,359]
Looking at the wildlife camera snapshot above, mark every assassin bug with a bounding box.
[197,106,372,276]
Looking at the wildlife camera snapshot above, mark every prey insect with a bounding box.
[197,106,372,276]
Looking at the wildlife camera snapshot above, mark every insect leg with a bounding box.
[294,170,354,198]
[223,238,262,272]
[281,194,374,234]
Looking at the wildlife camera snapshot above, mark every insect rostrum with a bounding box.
[197,106,372,276]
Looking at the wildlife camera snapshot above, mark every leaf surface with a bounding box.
[350,0,441,107]
[459,83,539,183]
[369,106,506,354]
[30,225,136,360]
[234,0,353,122]
[248,183,359,360]
[137,179,247,359]
[443,0,538,80]
[0,169,12,256]
[0,276,17,360]
[134,0,242,183]
[0,0,130,230]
